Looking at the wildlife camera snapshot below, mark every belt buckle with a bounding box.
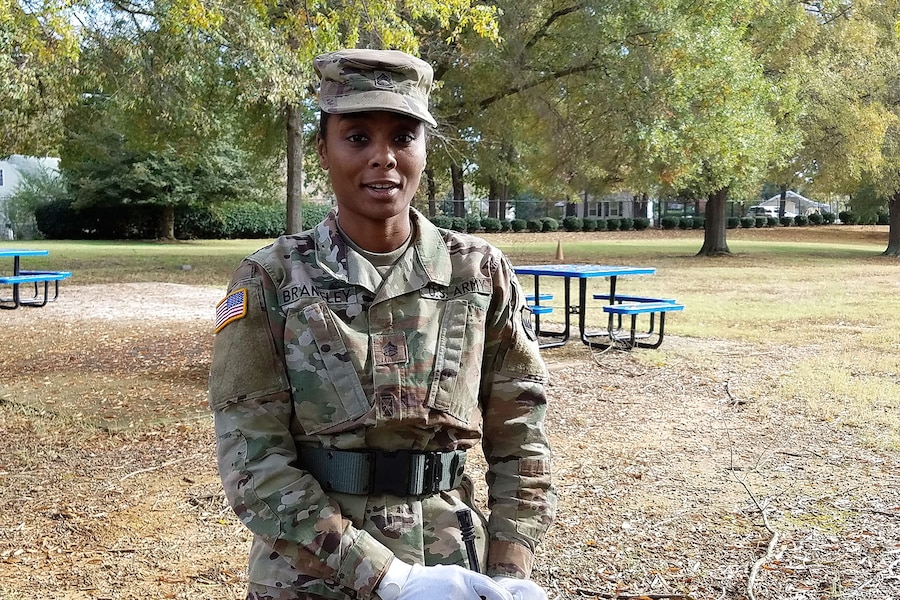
[420,452,441,495]
[371,451,411,496]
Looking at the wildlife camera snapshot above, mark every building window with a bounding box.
[587,202,599,217]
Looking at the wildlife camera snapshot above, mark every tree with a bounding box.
[1,1,81,155]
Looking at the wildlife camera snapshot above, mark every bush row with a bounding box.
[34,199,334,239]
[658,212,842,230]
[428,215,653,233]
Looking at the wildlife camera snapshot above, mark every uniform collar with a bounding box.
[314,207,452,291]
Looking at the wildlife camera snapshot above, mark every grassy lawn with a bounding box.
[3,225,898,448]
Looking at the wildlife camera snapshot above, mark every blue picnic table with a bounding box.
[513,263,682,349]
[0,248,71,309]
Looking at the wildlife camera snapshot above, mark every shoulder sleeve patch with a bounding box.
[214,287,248,333]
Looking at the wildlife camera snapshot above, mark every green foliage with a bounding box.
[780,216,793,227]
[562,216,583,232]
[482,217,503,232]
[35,197,157,239]
[726,217,740,229]
[808,212,823,225]
[500,219,512,232]
[767,216,779,227]
[450,217,468,232]
[740,217,756,228]
[2,166,67,240]
[511,219,527,232]
[839,210,859,224]
[526,219,543,233]
[430,215,453,229]
[822,212,836,224]
[606,218,620,232]
[661,216,679,230]
[754,217,766,228]
[794,214,809,227]
[633,218,650,231]
[582,217,598,232]
[619,218,634,231]
[692,217,705,230]
[540,217,558,232]
[678,217,692,230]
[465,215,482,233]
[876,210,889,225]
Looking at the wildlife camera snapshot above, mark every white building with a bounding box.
[0,155,61,239]
[756,190,831,216]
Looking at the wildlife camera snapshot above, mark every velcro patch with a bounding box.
[214,288,248,333]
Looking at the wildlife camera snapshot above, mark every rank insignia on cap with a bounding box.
[215,288,247,333]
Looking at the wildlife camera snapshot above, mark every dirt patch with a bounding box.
[1,283,898,600]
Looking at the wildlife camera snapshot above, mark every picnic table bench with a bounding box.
[0,248,71,308]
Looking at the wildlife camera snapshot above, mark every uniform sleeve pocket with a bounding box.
[209,284,290,411]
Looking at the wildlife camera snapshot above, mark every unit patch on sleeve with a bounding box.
[214,288,248,333]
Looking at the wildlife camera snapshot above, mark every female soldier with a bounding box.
[209,48,556,600]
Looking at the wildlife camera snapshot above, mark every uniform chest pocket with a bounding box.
[426,298,487,423]
[284,301,371,434]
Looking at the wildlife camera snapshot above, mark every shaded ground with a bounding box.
[1,251,898,599]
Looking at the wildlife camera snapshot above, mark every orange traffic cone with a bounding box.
[555,240,564,262]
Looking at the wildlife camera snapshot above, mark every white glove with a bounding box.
[494,576,549,600]
[376,559,514,600]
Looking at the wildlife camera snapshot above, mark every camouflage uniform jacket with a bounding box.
[209,208,556,599]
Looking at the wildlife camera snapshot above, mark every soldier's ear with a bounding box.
[317,134,329,171]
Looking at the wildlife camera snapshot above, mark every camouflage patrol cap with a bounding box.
[314,49,437,127]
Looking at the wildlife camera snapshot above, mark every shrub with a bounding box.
[679,217,692,230]
[822,212,836,224]
[465,215,482,233]
[606,218,620,231]
[219,202,285,238]
[526,218,543,233]
[794,214,809,227]
[766,216,779,227]
[594,218,608,232]
[661,216,679,230]
[838,210,859,225]
[450,217,468,232]
[481,217,503,232]
[692,217,705,230]
[500,219,512,232]
[876,210,890,225]
[740,217,755,228]
[562,216,583,232]
[619,217,634,231]
[779,216,793,227]
[754,217,766,228]
[726,217,740,229]
[511,218,527,232]
[633,217,650,231]
[541,217,559,232]
[582,217,598,232]
[430,215,453,229]
[808,212,823,225]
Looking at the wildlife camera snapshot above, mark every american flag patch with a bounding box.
[214,288,248,333]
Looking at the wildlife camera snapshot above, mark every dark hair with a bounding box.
[318,111,330,140]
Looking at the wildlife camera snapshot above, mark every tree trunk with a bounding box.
[779,183,787,219]
[285,103,304,235]
[883,193,900,256]
[426,167,437,217]
[488,178,499,218]
[451,163,465,217]
[697,188,731,256]
[159,205,175,240]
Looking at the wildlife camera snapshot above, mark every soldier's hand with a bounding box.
[493,576,549,600]
[377,560,513,600]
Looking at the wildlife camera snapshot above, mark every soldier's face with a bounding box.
[317,111,426,233]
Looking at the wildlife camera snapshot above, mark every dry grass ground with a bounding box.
[1,228,898,600]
